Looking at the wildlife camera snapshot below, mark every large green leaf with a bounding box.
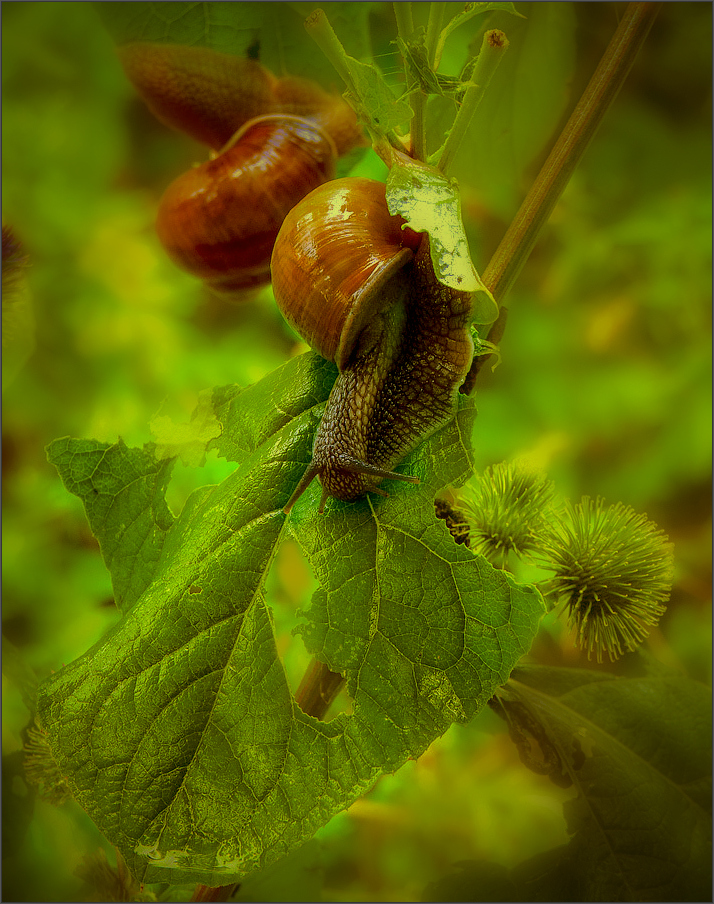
[45,438,175,613]
[96,1,373,80]
[38,355,544,886]
[423,666,712,902]
[506,666,713,902]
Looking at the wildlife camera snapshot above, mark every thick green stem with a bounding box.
[409,2,446,162]
[425,2,446,66]
[307,7,406,158]
[463,2,661,393]
[410,92,427,161]
[305,9,358,96]
[437,29,509,176]
[394,2,426,160]
[393,1,413,39]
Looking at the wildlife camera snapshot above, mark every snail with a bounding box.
[118,42,364,155]
[125,42,366,296]
[271,178,476,513]
[155,114,338,294]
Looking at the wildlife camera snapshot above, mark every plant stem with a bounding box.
[307,7,407,158]
[410,90,427,162]
[305,9,358,96]
[295,657,345,720]
[191,883,239,901]
[437,29,509,177]
[425,2,446,66]
[394,2,426,160]
[410,2,446,161]
[463,1,661,393]
[393,1,413,39]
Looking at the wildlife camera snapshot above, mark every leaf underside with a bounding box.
[38,352,544,885]
[507,666,713,903]
[425,666,712,902]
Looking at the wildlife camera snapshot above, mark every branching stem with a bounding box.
[425,3,446,67]
[463,2,661,393]
[437,29,509,176]
[304,8,358,96]
[394,2,426,160]
[307,7,406,156]
[393,1,413,40]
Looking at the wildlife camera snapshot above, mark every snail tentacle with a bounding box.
[282,454,420,515]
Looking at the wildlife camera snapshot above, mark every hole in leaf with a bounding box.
[434,496,471,547]
[264,536,317,694]
[265,537,353,721]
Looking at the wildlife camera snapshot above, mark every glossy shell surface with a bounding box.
[155,115,336,293]
[271,178,422,369]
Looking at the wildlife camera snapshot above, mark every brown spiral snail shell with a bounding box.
[271,178,475,513]
[120,42,366,296]
[155,114,338,294]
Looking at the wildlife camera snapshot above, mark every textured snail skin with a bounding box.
[118,43,364,155]
[282,240,474,513]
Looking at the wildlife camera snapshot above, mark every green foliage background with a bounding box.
[2,2,711,901]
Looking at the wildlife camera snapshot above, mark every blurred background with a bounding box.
[2,2,711,901]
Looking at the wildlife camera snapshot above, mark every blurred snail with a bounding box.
[119,42,365,296]
[155,115,338,294]
[271,178,475,513]
[118,42,363,154]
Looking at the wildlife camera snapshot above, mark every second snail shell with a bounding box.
[156,115,337,294]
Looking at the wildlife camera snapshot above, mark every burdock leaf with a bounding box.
[38,356,543,886]
[46,438,175,613]
[98,2,372,77]
[502,666,713,902]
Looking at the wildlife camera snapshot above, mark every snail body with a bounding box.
[271,178,475,513]
[156,115,337,294]
[119,42,364,155]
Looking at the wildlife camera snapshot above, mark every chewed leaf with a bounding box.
[39,358,543,886]
[386,159,497,323]
[151,389,223,467]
